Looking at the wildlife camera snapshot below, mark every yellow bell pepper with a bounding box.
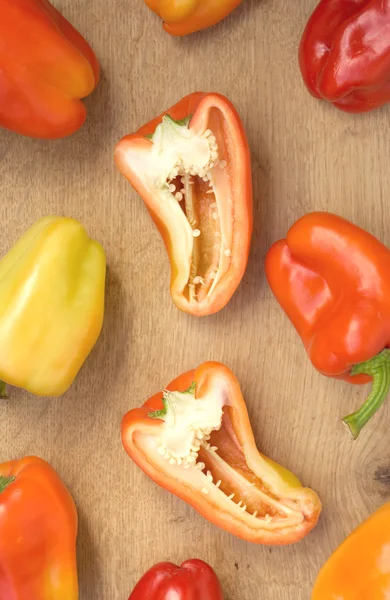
[0,217,106,397]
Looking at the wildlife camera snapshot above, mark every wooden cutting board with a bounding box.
[1,0,389,598]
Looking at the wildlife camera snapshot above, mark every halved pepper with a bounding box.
[0,216,106,397]
[144,0,244,36]
[121,362,321,545]
[115,93,252,317]
[266,212,390,438]
[312,502,390,599]
[0,0,100,138]
[0,456,78,600]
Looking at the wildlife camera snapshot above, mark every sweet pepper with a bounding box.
[266,212,390,438]
[115,92,252,317]
[129,559,223,599]
[299,0,390,113]
[0,0,100,138]
[145,0,243,36]
[0,456,78,600]
[122,362,321,545]
[312,502,390,599]
[0,216,106,397]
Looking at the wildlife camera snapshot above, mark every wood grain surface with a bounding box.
[1,0,390,598]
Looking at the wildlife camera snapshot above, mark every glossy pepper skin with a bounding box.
[115,92,252,317]
[266,212,390,438]
[129,559,223,600]
[0,456,78,600]
[299,0,390,113]
[145,0,243,36]
[312,502,390,599]
[0,0,100,138]
[0,216,106,396]
[122,362,321,545]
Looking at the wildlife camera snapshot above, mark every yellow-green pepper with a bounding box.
[0,217,106,396]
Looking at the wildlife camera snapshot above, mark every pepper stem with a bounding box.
[343,349,390,439]
[145,114,192,140]
[148,382,196,419]
[0,476,15,493]
[0,380,8,399]
[149,397,168,420]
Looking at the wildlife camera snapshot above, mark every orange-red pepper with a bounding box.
[312,502,390,599]
[122,362,321,545]
[115,93,252,317]
[0,0,100,139]
[144,0,243,36]
[0,456,78,600]
[266,212,390,438]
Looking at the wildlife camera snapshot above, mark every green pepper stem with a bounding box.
[148,382,196,420]
[149,397,168,420]
[343,349,390,439]
[145,114,192,140]
[0,380,8,399]
[0,476,15,493]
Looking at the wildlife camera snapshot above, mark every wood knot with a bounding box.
[374,466,390,484]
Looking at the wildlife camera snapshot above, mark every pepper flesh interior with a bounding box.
[149,114,231,303]
[146,386,307,528]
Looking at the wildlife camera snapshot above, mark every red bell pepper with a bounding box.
[115,93,252,317]
[0,0,100,138]
[266,212,390,438]
[121,362,321,545]
[299,0,390,112]
[129,559,223,600]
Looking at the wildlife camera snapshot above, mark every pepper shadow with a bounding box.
[0,65,116,197]
[71,264,131,403]
[77,505,102,596]
[232,133,271,303]
[72,266,131,594]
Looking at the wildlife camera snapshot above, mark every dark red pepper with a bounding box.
[299,0,390,112]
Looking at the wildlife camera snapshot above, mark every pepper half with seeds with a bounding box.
[121,362,321,545]
[115,92,252,316]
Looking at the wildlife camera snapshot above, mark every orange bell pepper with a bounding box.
[312,502,390,599]
[0,0,100,139]
[144,0,243,36]
[121,362,321,545]
[266,212,390,438]
[115,92,252,317]
[0,456,78,600]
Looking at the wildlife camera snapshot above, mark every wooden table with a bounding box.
[1,0,390,598]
